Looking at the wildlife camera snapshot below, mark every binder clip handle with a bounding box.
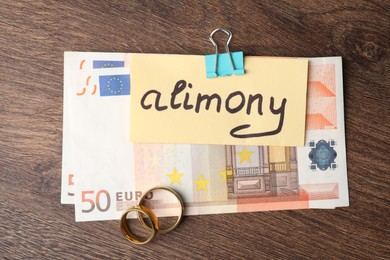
[209,28,235,76]
[205,28,245,78]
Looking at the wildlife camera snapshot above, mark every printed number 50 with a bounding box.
[82,190,111,213]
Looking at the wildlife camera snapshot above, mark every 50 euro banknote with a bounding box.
[62,52,129,204]
[62,52,348,221]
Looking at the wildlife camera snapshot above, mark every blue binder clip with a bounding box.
[205,28,245,78]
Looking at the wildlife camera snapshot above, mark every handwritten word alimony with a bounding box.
[140,80,287,138]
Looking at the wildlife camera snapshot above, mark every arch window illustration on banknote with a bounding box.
[308,140,337,171]
[225,146,298,199]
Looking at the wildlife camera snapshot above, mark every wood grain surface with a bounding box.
[0,0,389,259]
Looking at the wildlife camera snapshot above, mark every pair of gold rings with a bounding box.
[120,187,184,245]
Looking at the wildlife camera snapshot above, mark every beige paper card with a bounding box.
[130,54,308,146]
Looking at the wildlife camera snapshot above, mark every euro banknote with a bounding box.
[62,52,349,221]
[61,52,129,204]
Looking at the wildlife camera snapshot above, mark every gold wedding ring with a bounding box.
[137,186,184,234]
[120,205,159,245]
[120,187,184,244]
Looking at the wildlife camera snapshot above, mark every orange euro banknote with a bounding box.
[62,52,348,221]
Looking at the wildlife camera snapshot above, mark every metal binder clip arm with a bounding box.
[205,28,245,78]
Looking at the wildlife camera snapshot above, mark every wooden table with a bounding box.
[1,1,389,259]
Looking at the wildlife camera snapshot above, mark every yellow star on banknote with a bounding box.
[237,146,254,164]
[166,167,184,185]
[194,175,210,191]
[218,169,232,183]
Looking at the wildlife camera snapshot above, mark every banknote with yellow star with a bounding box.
[62,53,348,221]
